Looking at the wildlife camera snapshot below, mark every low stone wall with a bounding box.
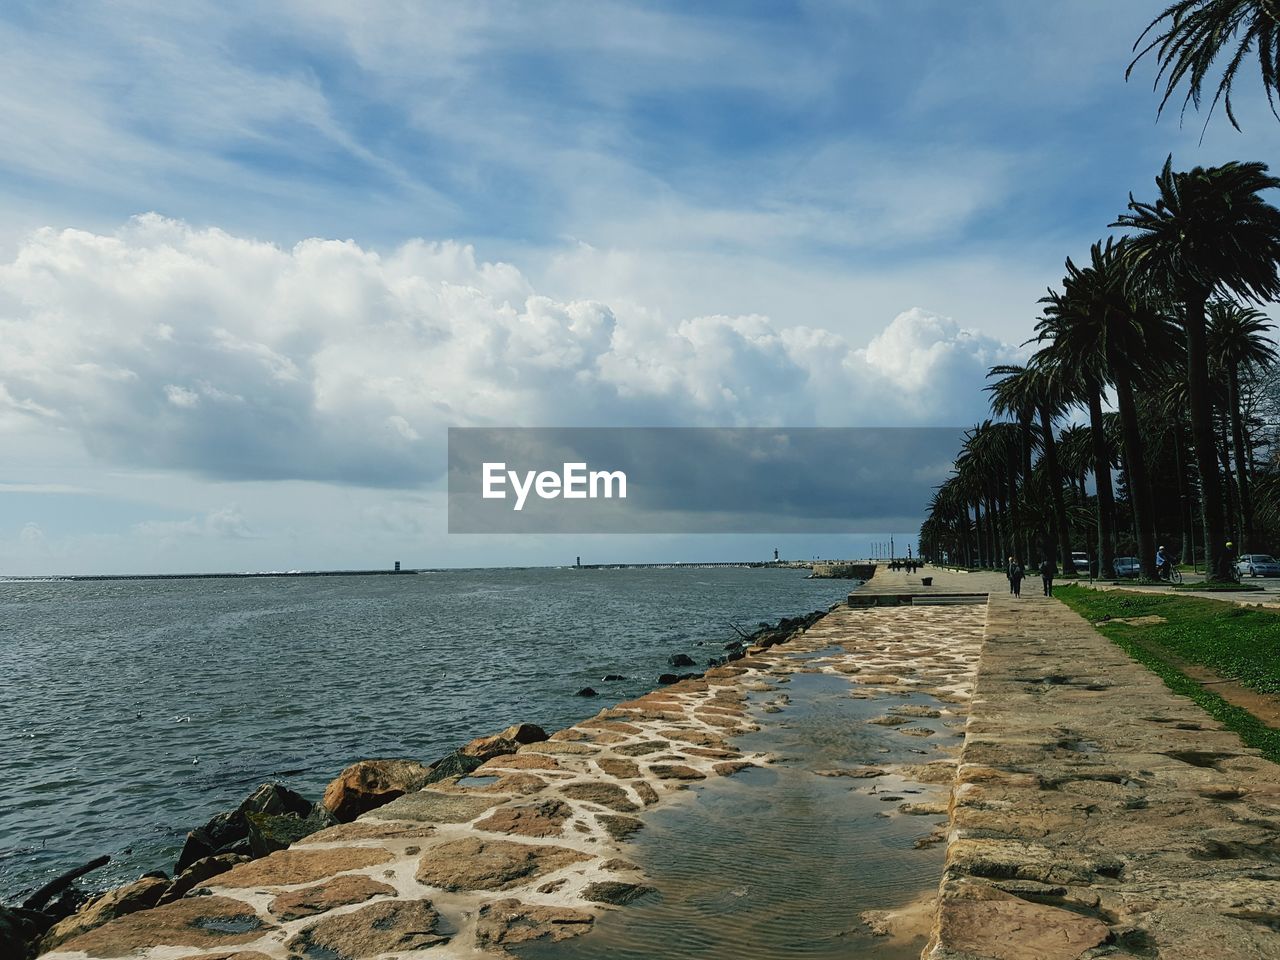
[929,580,1280,959]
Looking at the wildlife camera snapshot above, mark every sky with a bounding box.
[3,0,1280,575]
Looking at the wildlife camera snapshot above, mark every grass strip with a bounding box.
[1057,586,1280,764]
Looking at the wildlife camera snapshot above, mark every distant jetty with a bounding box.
[0,566,419,583]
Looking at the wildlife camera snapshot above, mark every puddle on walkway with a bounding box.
[519,671,958,960]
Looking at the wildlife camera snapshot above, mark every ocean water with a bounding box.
[0,567,849,902]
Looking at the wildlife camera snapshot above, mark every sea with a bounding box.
[0,566,850,902]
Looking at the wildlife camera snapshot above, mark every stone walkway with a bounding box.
[932,576,1280,959]
[41,587,987,960]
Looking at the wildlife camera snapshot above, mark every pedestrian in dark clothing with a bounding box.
[1007,557,1023,597]
[1039,558,1055,597]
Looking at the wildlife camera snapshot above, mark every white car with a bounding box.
[1112,557,1141,579]
[1236,554,1280,578]
[1070,552,1090,573]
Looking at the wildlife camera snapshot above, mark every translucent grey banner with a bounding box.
[448,427,964,534]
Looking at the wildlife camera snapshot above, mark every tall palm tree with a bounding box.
[987,362,1075,572]
[1207,300,1278,549]
[1129,1,1280,129]
[1114,158,1280,579]
[1037,239,1181,579]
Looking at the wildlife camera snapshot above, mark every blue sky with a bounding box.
[2,0,1279,574]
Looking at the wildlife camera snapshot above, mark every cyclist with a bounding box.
[1156,545,1169,580]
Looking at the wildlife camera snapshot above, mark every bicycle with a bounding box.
[1157,563,1183,585]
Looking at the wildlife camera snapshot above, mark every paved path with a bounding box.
[932,576,1280,959]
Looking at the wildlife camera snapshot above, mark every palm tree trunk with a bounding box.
[1039,405,1073,573]
[1184,295,1227,580]
[1087,388,1117,578]
[1005,461,1023,565]
[1172,425,1195,566]
[1227,365,1256,550]
[1114,364,1158,578]
[977,499,988,568]
[1219,419,1238,544]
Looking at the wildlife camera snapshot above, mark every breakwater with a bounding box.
[19,586,987,959]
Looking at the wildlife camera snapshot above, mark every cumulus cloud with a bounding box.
[0,216,1017,487]
[133,506,254,540]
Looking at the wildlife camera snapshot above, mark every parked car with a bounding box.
[1113,556,1140,579]
[1070,551,1090,573]
[1236,554,1280,578]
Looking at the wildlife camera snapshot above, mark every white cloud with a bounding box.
[133,505,254,540]
[0,216,1017,487]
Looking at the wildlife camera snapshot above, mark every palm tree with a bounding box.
[1129,1,1280,129]
[987,362,1075,573]
[1114,158,1280,579]
[1207,300,1278,549]
[1037,239,1181,579]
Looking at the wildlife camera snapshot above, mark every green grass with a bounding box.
[1170,581,1264,592]
[1057,585,1280,762]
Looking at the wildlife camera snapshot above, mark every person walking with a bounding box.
[1039,557,1055,597]
[1008,557,1024,598]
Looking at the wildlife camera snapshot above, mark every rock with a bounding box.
[241,782,311,818]
[286,899,447,956]
[474,799,574,838]
[246,803,337,857]
[816,766,888,778]
[633,782,659,806]
[159,854,250,904]
[298,821,435,845]
[650,764,705,781]
[576,687,598,697]
[217,846,393,888]
[581,881,655,905]
[476,753,562,772]
[937,894,1109,960]
[54,896,276,957]
[560,782,640,812]
[596,757,642,779]
[424,750,485,783]
[460,724,550,762]
[601,674,625,681]
[613,740,668,757]
[321,759,434,822]
[415,837,592,891]
[474,898,594,948]
[366,789,500,824]
[41,876,169,951]
[596,815,644,840]
[41,887,93,923]
[657,673,679,684]
[668,653,696,667]
[176,782,313,872]
[1,906,51,960]
[269,875,396,921]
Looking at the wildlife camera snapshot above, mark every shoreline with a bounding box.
[21,573,989,959]
[0,560,842,583]
[12,606,838,958]
[19,567,1273,957]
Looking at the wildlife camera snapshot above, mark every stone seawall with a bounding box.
[929,578,1280,959]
